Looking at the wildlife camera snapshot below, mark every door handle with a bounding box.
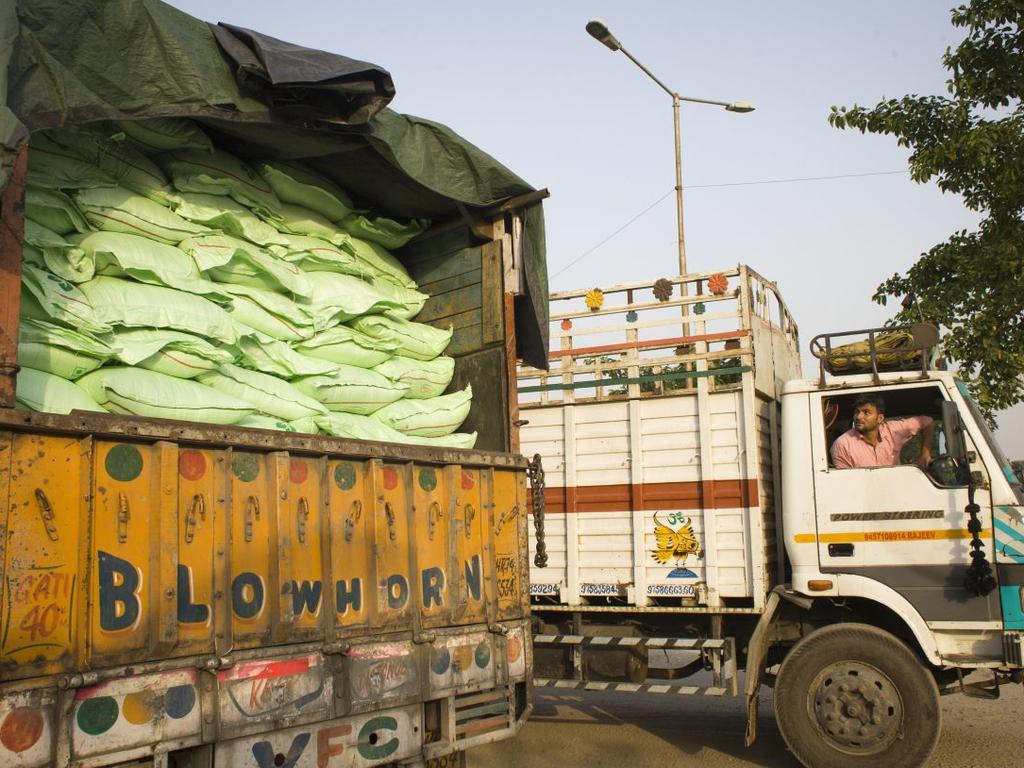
[828,543,855,557]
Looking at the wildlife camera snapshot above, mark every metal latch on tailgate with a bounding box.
[527,454,547,567]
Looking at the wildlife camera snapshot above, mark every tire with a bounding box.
[773,623,940,768]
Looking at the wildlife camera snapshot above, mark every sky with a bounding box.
[165,0,1023,456]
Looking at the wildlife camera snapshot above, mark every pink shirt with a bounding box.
[831,415,933,469]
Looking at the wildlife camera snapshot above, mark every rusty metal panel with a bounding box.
[227,451,275,650]
[345,640,420,713]
[88,440,178,666]
[451,467,488,626]
[0,685,58,766]
[214,703,423,767]
[174,447,226,659]
[277,456,326,640]
[372,461,412,629]
[216,652,333,738]
[1,433,90,678]
[427,630,497,695]
[412,464,452,629]
[70,668,201,761]
[492,470,526,621]
[327,459,373,634]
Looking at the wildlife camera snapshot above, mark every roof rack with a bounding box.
[809,323,942,386]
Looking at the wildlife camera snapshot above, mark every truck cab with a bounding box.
[750,326,1024,767]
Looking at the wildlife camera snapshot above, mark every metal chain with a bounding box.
[964,480,996,596]
[527,453,547,568]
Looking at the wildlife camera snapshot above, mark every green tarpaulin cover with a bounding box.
[0,0,548,368]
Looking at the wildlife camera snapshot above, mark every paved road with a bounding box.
[470,680,1023,768]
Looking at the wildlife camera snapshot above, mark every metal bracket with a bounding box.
[244,495,260,543]
[464,503,475,539]
[427,501,442,541]
[34,488,59,541]
[297,496,310,544]
[344,500,362,542]
[117,492,130,544]
[184,493,205,544]
[385,501,397,542]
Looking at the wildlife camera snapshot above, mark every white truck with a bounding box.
[516,265,1024,768]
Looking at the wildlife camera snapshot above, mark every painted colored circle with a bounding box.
[418,468,437,492]
[76,697,118,736]
[289,459,308,485]
[431,648,452,675]
[506,637,523,664]
[105,444,143,482]
[122,691,155,725]
[178,450,206,481]
[334,463,356,490]
[461,471,475,491]
[231,455,260,482]
[382,467,399,490]
[474,641,491,669]
[0,708,44,753]
[165,685,197,720]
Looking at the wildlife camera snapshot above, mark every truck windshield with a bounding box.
[956,379,1024,503]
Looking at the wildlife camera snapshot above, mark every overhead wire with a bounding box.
[553,169,912,277]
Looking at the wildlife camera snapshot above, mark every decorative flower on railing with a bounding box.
[561,319,573,331]
[585,288,604,311]
[653,278,673,302]
[694,302,706,315]
[708,272,729,295]
[626,310,638,323]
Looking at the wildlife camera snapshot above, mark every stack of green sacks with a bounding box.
[15,119,477,449]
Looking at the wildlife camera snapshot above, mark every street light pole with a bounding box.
[585,19,754,278]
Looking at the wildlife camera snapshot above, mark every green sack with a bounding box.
[337,233,416,289]
[18,317,116,380]
[410,432,478,450]
[268,201,345,241]
[235,326,340,378]
[220,283,316,342]
[371,384,472,437]
[236,414,298,432]
[24,220,93,283]
[21,264,111,334]
[289,416,320,434]
[371,277,427,320]
[255,160,354,222]
[349,315,452,361]
[299,273,404,330]
[74,186,209,245]
[16,367,107,414]
[159,149,281,215]
[341,214,430,250]
[295,325,398,368]
[46,126,179,206]
[25,186,92,235]
[27,133,116,190]
[117,118,213,153]
[315,411,414,444]
[274,233,374,279]
[79,276,238,344]
[198,364,327,421]
[114,328,236,379]
[373,355,455,399]
[172,193,290,248]
[293,365,409,415]
[182,235,313,298]
[78,367,253,424]
[68,231,230,301]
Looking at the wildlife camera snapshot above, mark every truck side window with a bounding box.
[824,387,959,484]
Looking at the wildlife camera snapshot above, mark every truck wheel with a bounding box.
[773,623,940,768]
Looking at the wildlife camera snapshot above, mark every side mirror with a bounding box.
[941,401,967,461]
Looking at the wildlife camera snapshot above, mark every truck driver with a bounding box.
[831,393,935,469]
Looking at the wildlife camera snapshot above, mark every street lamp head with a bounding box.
[585,19,621,52]
[725,101,755,113]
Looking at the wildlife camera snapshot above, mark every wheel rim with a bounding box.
[807,660,904,755]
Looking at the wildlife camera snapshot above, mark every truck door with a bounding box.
[809,384,1001,624]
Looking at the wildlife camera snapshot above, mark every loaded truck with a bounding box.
[518,266,1024,768]
[0,1,550,766]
